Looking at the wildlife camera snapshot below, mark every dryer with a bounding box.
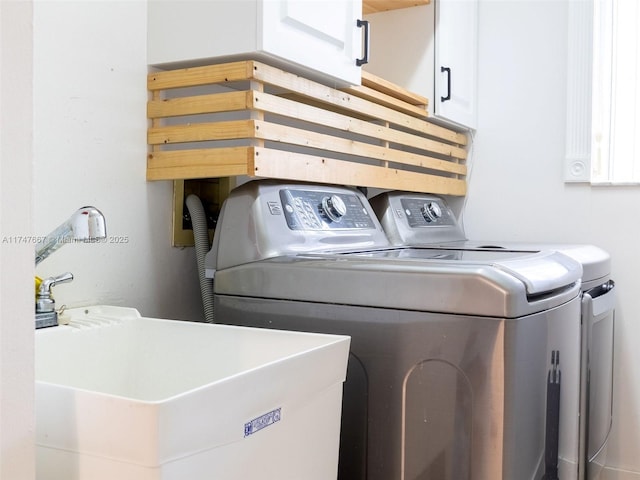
[206,180,583,480]
[370,191,615,480]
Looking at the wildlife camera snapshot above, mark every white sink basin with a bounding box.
[35,306,350,480]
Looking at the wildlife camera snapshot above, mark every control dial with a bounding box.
[321,195,347,222]
[421,201,442,222]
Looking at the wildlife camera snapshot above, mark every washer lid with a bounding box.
[214,248,582,318]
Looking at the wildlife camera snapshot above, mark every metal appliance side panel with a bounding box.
[502,294,581,480]
[215,294,581,480]
[579,281,615,480]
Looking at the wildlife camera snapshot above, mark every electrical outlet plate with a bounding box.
[172,178,234,247]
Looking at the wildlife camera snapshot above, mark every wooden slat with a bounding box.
[340,84,428,118]
[250,61,467,146]
[148,117,466,175]
[361,70,428,107]
[147,61,252,91]
[151,90,466,160]
[147,60,465,144]
[254,121,467,176]
[148,120,256,145]
[253,148,466,196]
[363,0,430,15]
[146,147,253,180]
[147,91,252,118]
[149,145,465,194]
[252,92,465,159]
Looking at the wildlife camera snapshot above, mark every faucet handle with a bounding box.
[39,272,74,295]
[36,272,74,314]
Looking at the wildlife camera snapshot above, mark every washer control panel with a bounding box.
[208,181,390,271]
[400,198,457,228]
[280,188,376,230]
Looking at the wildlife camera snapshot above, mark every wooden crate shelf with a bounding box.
[147,60,468,196]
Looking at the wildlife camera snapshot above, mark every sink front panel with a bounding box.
[35,306,350,480]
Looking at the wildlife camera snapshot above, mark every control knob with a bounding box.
[322,195,347,222]
[421,201,442,222]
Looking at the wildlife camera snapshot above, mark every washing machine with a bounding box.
[370,191,615,480]
[205,180,583,480]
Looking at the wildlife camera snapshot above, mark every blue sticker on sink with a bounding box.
[244,408,281,437]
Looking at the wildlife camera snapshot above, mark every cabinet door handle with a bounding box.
[356,19,370,66]
[441,66,451,102]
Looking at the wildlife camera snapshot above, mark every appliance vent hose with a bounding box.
[185,194,215,323]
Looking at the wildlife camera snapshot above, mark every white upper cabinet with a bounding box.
[434,0,478,129]
[364,0,478,129]
[148,0,365,86]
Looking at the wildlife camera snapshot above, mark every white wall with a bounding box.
[1,1,206,475]
[32,1,203,322]
[0,2,35,478]
[465,1,640,478]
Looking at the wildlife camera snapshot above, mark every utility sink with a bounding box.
[35,306,350,480]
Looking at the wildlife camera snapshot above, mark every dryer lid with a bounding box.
[446,241,611,285]
[369,191,611,285]
[337,247,583,297]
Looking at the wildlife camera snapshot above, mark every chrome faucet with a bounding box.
[35,206,107,265]
[35,206,106,328]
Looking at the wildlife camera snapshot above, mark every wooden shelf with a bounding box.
[363,0,430,15]
[147,60,467,196]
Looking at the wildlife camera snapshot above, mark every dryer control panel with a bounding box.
[370,191,466,245]
[280,189,377,230]
[399,197,457,228]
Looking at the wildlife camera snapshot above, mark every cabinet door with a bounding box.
[262,0,363,86]
[362,6,435,108]
[435,0,478,129]
[148,0,363,86]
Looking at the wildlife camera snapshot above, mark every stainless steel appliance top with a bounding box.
[207,181,582,317]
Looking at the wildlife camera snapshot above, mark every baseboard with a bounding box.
[603,466,640,480]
